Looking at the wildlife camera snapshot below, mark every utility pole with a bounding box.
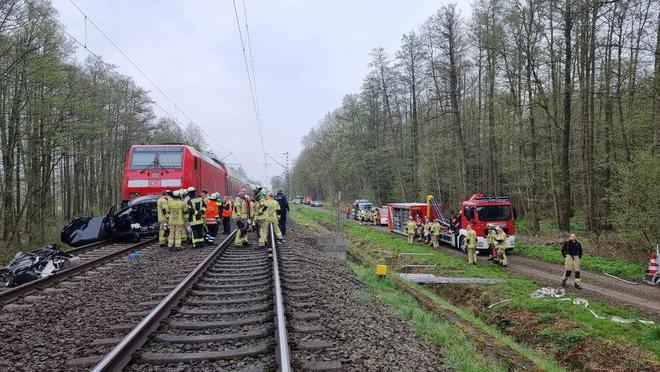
[283,152,290,197]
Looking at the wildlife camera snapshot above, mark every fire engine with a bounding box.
[429,193,516,254]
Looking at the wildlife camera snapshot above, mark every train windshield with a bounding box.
[130,147,183,170]
[476,205,511,221]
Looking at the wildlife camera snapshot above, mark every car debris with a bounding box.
[61,196,159,247]
[1,244,80,287]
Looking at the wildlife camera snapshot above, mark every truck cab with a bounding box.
[439,194,516,253]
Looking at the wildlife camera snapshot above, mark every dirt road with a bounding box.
[304,205,660,318]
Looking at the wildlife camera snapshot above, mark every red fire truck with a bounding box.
[431,193,516,254]
[387,203,437,234]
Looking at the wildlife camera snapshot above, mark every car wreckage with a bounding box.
[61,196,160,247]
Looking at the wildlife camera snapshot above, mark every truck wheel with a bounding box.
[458,236,466,254]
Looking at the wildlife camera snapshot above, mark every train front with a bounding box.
[121,145,186,202]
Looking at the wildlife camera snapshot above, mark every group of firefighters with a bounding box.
[405,217,509,267]
[156,186,289,251]
[353,207,382,225]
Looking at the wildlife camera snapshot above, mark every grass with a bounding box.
[351,264,511,371]
[516,242,647,281]
[516,216,588,235]
[292,205,660,367]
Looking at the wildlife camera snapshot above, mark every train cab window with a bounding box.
[130,147,183,170]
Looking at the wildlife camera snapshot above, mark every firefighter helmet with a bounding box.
[173,190,180,197]
[187,186,196,192]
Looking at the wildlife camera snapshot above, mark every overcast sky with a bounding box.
[52,0,471,186]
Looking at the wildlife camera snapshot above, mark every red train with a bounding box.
[121,144,249,202]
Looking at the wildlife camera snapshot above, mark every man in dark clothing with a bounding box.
[274,190,290,235]
[561,233,583,289]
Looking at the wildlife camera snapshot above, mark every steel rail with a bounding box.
[0,238,156,305]
[92,230,238,372]
[270,222,292,372]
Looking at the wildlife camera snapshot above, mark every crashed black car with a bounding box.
[61,196,159,247]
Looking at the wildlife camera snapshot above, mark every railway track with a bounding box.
[92,224,292,371]
[0,238,156,305]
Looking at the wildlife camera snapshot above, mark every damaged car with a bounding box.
[1,244,80,287]
[61,195,160,247]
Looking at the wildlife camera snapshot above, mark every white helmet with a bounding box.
[173,190,180,197]
[181,189,188,196]
[210,192,218,200]
[187,186,195,192]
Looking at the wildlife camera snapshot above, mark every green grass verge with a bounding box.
[516,243,646,281]
[292,205,660,362]
[351,264,511,371]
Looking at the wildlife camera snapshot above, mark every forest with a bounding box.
[291,0,660,248]
[0,0,209,250]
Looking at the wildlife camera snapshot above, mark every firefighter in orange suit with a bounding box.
[221,195,232,234]
[204,193,220,245]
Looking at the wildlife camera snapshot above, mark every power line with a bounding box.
[232,0,268,178]
[64,0,233,160]
[25,1,181,129]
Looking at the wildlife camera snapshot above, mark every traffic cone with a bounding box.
[644,251,659,286]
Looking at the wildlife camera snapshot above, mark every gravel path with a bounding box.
[283,222,445,371]
[0,242,218,371]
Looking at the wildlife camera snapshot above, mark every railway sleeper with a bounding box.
[179,302,272,315]
[140,341,271,364]
[197,279,270,288]
[155,326,272,344]
[187,294,269,305]
[170,314,272,329]
[190,288,269,297]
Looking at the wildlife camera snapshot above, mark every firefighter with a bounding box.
[561,233,583,289]
[423,217,431,245]
[253,191,266,240]
[486,223,497,262]
[373,208,381,226]
[431,219,441,248]
[233,187,251,246]
[166,190,188,250]
[465,224,477,265]
[495,226,508,267]
[186,187,206,248]
[204,193,220,245]
[157,190,169,247]
[258,192,284,246]
[406,217,416,244]
[415,218,424,241]
[274,190,289,235]
[345,205,351,219]
[221,195,232,234]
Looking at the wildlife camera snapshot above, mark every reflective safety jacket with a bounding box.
[406,220,416,234]
[157,196,169,223]
[466,229,477,249]
[486,229,497,246]
[431,221,441,236]
[222,200,233,217]
[167,199,188,226]
[233,195,249,219]
[254,198,266,221]
[495,230,507,249]
[262,198,281,222]
[205,200,219,224]
[187,196,206,226]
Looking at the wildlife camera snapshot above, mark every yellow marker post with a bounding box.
[376,264,388,279]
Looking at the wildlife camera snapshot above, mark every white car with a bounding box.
[310,200,323,207]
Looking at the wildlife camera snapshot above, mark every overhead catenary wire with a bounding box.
[63,0,234,161]
[232,0,268,179]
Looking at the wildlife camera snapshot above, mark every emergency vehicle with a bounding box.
[430,194,516,254]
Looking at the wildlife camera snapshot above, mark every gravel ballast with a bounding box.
[0,241,218,371]
[282,222,445,371]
